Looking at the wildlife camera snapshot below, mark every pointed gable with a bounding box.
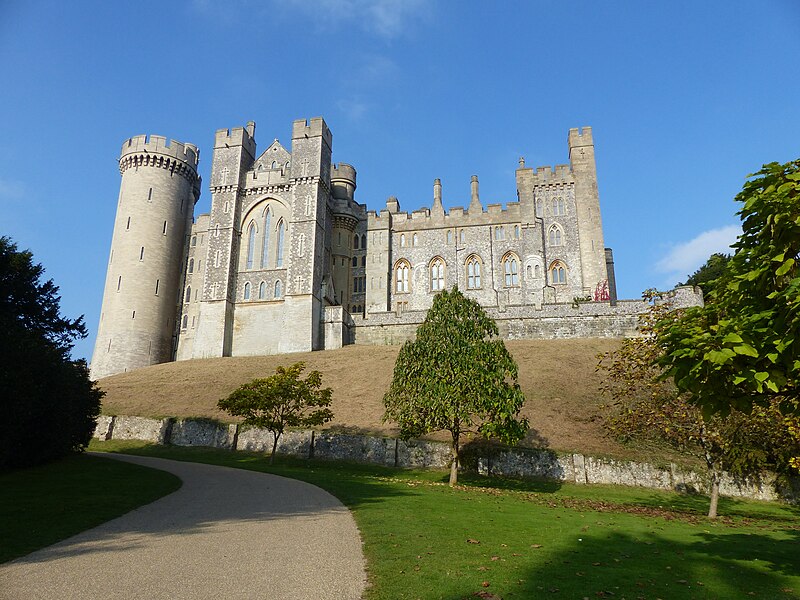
[253,139,291,172]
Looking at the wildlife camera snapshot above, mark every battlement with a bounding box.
[214,125,257,156]
[120,135,199,167]
[331,162,357,185]
[568,126,593,148]
[527,163,574,185]
[292,117,333,148]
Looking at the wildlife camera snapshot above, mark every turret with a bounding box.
[91,134,200,379]
[331,163,357,202]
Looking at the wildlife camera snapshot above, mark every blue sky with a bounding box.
[1,1,798,362]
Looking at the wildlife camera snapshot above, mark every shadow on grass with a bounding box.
[446,529,800,599]
[626,490,800,522]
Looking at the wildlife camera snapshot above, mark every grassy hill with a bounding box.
[97,338,663,461]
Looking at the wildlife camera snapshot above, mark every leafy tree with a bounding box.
[0,236,102,469]
[599,291,800,518]
[679,252,731,292]
[383,287,528,486]
[218,362,333,464]
[657,160,800,417]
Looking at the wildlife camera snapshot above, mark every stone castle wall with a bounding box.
[93,415,797,503]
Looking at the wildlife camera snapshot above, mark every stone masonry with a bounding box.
[91,117,703,378]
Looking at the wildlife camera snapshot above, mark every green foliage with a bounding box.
[599,292,800,517]
[383,287,528,485]
[680,252,731,292]
[218,362,333,463]
[657,160,800,416]
[0,236,102,469]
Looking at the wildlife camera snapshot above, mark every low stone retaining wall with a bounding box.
[94,415,796,503]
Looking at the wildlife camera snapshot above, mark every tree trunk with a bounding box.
[708,470,720,519]
[449,432,460,486]
[270,431,281,466]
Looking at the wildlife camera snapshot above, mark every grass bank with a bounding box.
[92,440,800,600]
[0,453,181,563]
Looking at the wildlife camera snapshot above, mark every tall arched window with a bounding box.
[184,286,191,303]
[243,282,251,300]
[447,230,453,244]
[261,207,272,268]
[274,279,282,298]
[276,220,285,267]
[353,235,359,249]
[548,225,563,246]
[466,256,482,289]
[361,234,367,249]
[503,254,519,286]
[553,197,565,216]
[182,315,188,329]
[395,261,410,293]
[430,258,445,292]
[188,258,194,274]
[550,261,567,284]
[459,229,465,244]
[246,222,257,269]
[259,281,266,299]
[352,256,358,267]
[400,234,406,247]
[412,233,418,246]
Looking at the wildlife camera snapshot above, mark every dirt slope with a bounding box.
[98,338,633,458]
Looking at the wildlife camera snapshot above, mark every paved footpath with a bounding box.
[0,454,366,600]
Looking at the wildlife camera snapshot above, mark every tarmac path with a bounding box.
[0,454,367,600]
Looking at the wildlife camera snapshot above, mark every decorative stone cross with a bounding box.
[301,158,309,177]
[220,167,230,186]
[295,275,305,292]
[304,193,312,217]
[298,233,306,258]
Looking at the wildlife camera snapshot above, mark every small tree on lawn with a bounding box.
[599,290,799,518]
[383,287,528,486]
[218,362,333,464]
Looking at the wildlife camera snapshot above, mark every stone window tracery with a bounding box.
[548,224,563,246]
[246,221,257,269]
[550,261,567,284]
[276,220,285,267]
[261,207,272,268]
[395,260,411,293]
[466,255,482,289]
[503,253,519,287]
[430,258,445,292]
[553,197,566,216]
[495,226,505,241]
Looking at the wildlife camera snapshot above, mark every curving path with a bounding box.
[0,454,366,600]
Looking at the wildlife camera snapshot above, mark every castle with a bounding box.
[91,117,702,380]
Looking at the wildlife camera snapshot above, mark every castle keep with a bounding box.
[91,117,701,379]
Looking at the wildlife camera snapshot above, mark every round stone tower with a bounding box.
[91,135,201,379]
[330,163,359,307]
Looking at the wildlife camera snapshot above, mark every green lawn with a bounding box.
[90,440,800,600]
[0,453,181,563]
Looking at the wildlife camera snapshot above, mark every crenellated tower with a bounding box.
[91,135,200,379]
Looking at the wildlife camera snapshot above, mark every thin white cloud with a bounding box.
[283,0,428,38]
[337,97,369,121]
[655,225,740,285]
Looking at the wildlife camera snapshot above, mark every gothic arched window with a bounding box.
[352,256,358,267]
[361,234,367,249]
[395,260,410,293]
[243,282,251,300]
[400,234,406,247]
[274,279,282,299]
[503,254,519,287]
[261,207,272,268]
[276,220,285,267]
[188,258,194,274]
[246,221,257,269]
[550,261,567,284]
[553,197,565,216]
[430,258,445,292]
[466,256,482,289]
[548,225,563,246]
[353,234,359,249]
[259,281,266,299]
[184,286,191,303]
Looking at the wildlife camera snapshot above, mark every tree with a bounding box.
[383,287,528,486]
[218,362,333,464]
[0,236,102,469]
[599,291,800,518]
[679,252,731,292]
[657,160,800,417]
